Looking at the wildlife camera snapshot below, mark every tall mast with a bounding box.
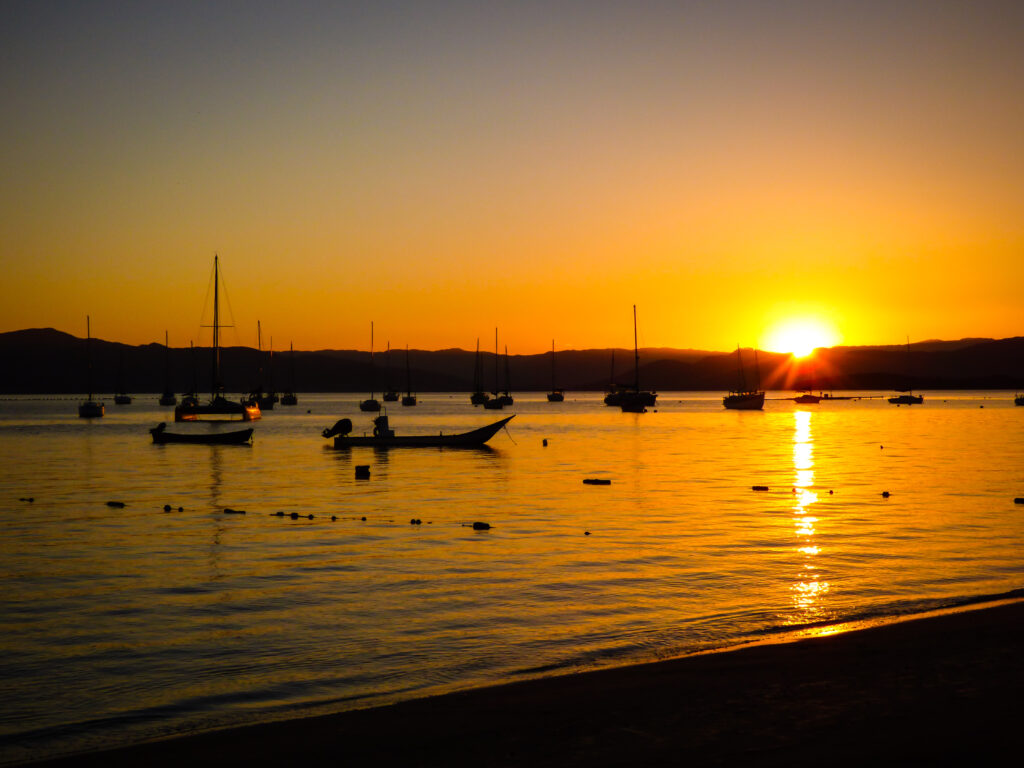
[369,321,375,399]
[289,341,295,391]
[551,339,556,391]
[736,345,747,393]
[633,304,640,392]
[504,345,510,396]
[86,315,93,399]
[405,344,412,397]
[493,327,498,397]
[474,338,481,393]
[164,330,170,392]
[190,340,197,395]
[212,254,220,396]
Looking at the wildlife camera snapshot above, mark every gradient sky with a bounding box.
[2,1,1022,353]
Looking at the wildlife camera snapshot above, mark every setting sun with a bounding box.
[763,319,840,358]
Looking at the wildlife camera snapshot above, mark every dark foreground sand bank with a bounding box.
[39,600,1024,767]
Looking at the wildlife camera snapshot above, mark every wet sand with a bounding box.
[39,600,1024,766]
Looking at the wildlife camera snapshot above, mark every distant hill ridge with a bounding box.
[1,328,1021,394]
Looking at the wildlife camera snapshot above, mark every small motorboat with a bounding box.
[150,422,253,445]
[323,414,513,448]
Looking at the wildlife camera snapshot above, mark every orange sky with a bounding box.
[1,2,1022,354]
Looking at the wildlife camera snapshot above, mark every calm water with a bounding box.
[2,392,1023,762]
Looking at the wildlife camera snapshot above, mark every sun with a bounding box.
[763,319,839,358]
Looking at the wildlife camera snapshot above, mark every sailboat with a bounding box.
[158,331,177,405]
[888,337,923,405]
[483,329,505,410]
[604,350,624,406]
[174,255,260,422]
[243,321,276,410]
[78,315,104,418]
[114,348,132,405]
[281,342,298,405]
[382,342,399,402]
[793,359,821,404]
[181,341,199,408]
[547,339,564,402]
[497,345,514,406]
[470,338,490,405]
[1015,393,1024,406]
[618,305,657,413]
[723,346,765,410]
[359,322,381,412]
[401,345,417,406]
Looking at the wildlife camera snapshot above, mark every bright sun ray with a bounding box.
[763,318,840,358]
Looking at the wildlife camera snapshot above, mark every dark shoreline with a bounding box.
[32,597,1024,767]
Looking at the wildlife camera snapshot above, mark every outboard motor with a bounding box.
[322,418,353,438]
[372,415,394,438]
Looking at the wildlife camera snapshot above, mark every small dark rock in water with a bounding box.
[106,501,126,508]
[472,521,491,530]
[583,478,611,485]
[752,485,769,491]
[881,491,891,498]
[355,465,371,479]
[1014,498,1024,504]
[289,512,299,520]
[224,508,246,514]
[163,504,172,512]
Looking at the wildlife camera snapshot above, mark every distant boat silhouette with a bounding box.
[794,359,821,403]
[401,345,417,406]
[723,346,765,410]
[604,350,624,406]
[498,345,514,406]
[360,322,381,412]
[280,341,298,405]
[180,340,199,407]
[78,315,104,418]
[1015,393,1024,406]
[382,342,399,402]
[889,337,923,405]
[324,414,513,448]
[114,348,132,405]
[243,321,276,410]
[158,330,177,406]
[470,338,490,405]
[547,339,564,402]
[175,255,260,422]
[618,305,657,412]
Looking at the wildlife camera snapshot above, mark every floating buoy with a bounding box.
[881,491,890,498]
[331,515,337,521]
[178,506,183,512]
[106,501,126,508]
[289,512,299,519]
[273,511,285,517]
[584,531,591,536]
[1014,498,1024,504]
[472,521,491,530]
[355,465,370,479]
[361,516,367,521]
[583,478,611,485]
[163,504,172,512]
[752,486,769,491]
[829,490,834,495]
[19,497,34,502]
[542,439,548,447]
[224,508,246,514]
[307,514,314,520]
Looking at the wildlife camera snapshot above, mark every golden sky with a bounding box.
[1,1,1022,354]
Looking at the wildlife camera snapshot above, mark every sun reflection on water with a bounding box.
[788,410,831,624]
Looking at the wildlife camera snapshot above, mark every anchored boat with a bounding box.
[323,414,513,448]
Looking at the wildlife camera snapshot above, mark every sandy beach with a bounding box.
[35,598,1024,767]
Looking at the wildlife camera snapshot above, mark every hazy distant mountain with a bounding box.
[1,328,1021,394]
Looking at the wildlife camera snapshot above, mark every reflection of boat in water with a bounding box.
[175,255,260,422]
[723,345,765,410]
[78,315,105,418]
[323,414,513,448]
[888,337,923,405]
[547,339,564,402]
[150,422,253,445]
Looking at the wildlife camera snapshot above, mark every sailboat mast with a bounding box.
[164,330,170,392]
[212,254,220,396]
[405,344,412,397]
[504,345,510,395]
[493,328,499,396]
[86,315,93,399]
[736,345,747,392]
[551,339,556,391]
[633,304,639,392]
[289,341,295,391]
[369,321,375,399]
[190,340,197,395]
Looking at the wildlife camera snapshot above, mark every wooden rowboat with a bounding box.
[150,422,253,445]
[323,415,514,448]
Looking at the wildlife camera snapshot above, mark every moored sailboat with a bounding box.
[382,342,399,402]
[401,345,417,406]
[888,337,923,405]
[723,346,765,410]
[359,322,381,412]
[280,341,298,405]
[158,331,177,406]
[470,338,490,405]
[175,255,260,422]
[114,348,132,405]
[547,339,564,402]
[78,315,104,418]
[618,305,657,412]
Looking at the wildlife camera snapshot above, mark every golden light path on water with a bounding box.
[789,409,831,625]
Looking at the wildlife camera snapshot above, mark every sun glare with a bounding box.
[763,319,839,358]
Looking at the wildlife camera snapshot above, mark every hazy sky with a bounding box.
[2,1,1022,353]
